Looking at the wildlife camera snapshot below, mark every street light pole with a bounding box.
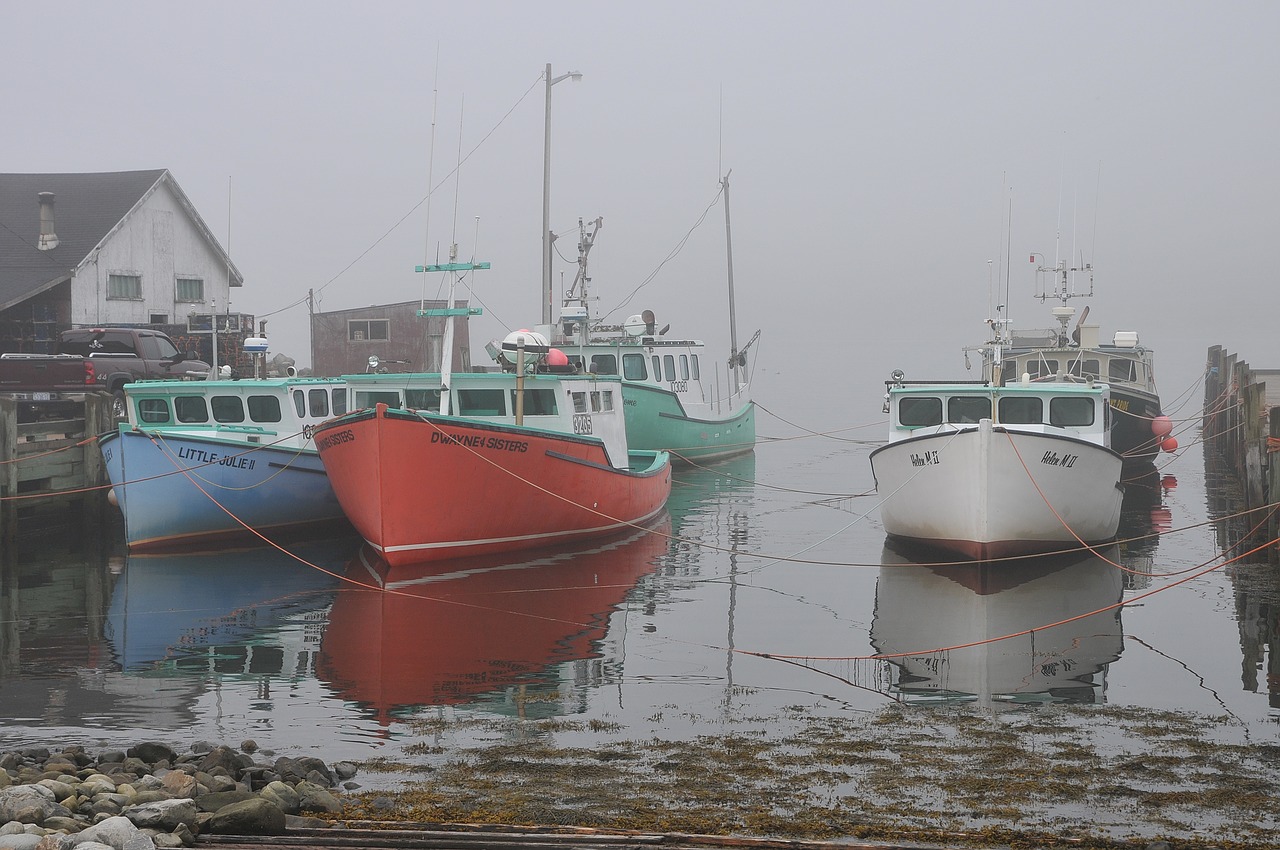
[542,63,582,326]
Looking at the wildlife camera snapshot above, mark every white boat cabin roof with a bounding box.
[884,380,1112,447]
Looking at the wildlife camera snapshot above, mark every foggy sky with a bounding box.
[3,1,1276,429]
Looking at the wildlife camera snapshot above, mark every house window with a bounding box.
[176,277,204,302]
[348,319,389,342]
[150,313,169,324]
[107,273,142,299]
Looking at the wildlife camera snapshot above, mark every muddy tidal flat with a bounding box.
[339,702,1280,849]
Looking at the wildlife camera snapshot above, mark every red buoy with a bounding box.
[1161,437,1179,453]
[547,347,569,367]
[1151,415,1173,437]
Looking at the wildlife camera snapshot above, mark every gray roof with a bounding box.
[0,169,242,312]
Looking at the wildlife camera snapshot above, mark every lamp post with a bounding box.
[542,63,582,326]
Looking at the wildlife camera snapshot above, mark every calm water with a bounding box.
[1,414,1277,787]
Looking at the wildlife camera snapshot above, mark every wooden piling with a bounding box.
[0,393,114,545]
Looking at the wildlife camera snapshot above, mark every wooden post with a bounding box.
[1243,380,1265,508]
[1204,345,1223,440]
[0,397,16,546]
[81,392,114,538]
[1271,406,1280,562]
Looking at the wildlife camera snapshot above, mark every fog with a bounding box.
[4,1,1275,428]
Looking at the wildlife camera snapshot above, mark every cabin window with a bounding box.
[405,388,442,410]
[512,388,557,415]
[898,397,943,427]
[590,354,617,375]
[572,392,588,413]
[248,395,282,423]
[998,396,1043,424]
[354,391,400,408]
[947,396,991,424]
[348,319,389,342]
[1068,358,1101,380]
[679,355,690,380]
[623,353,647,381]
[1026,359,1059,379]
[138,398,171,424]
[691,354,700,380]
[651,355,661,381]
[663,354,676,382]
[457,389,505,416]
[602,390,614,411]
[1109,359,1138,382]
[107,273,142,300]
[308,389,330,418]
[331,389,347,415]
[590,391,603,412]
[175,277,204,302]
[1001,361,1018,384]
[292,390,306,417]
[175,396,210,423]
[212,396,245,424]
[1049,397,1095,427]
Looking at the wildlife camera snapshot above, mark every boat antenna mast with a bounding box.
[559,215,602,348]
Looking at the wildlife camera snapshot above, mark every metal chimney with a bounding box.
[37,192,59,250]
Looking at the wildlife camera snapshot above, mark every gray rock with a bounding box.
[257,782,299,816]
[123,747,173,770]
[294,781,343,815]
[69,816,155,850]
[122,800,198,832]
[192,791,255,814]
[205,799,285,835]
[0,786,71,824]
[332,762,358,781]
[0,835,43,850]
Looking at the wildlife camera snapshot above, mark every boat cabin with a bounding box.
[124,377,349,442]
[993,327,1155,396]
[346,371,635,469]
[885,381,1112,447]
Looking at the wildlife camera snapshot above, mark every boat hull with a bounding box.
[100,428,349,551]
[869,420,1124,559]
[1108,386,1165,462]
[620,383,756,463]
[315,405,672,566]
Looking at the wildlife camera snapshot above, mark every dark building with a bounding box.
[309,299,473,376]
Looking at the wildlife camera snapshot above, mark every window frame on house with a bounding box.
[107,273,143,300]
[348,319,390,342]
[175,277,205,302]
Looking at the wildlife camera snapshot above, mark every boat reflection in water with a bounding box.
[105,539,353,673]
[317,516,671,724]
[871,541,1126,704]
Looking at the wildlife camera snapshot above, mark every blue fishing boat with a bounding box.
[100,375,351,551]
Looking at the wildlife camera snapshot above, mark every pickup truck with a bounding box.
[0,353,98,420]
[1,327,211,420]
[59,327,211,417]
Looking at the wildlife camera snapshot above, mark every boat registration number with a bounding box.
[573,413,593,435]
[669,381,688,393]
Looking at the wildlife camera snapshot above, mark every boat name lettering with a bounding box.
[669,380,688,393]
[1040,451,1078,468]
[1109,398,1130,412]
[909,451,940,467]
[572,413,593,435]
[302,424,316,440]
[316,429,355,450]
[176,446,256,470]
[429,431,528,453]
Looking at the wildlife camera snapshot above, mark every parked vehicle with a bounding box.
[58,327,211,417]
[0,352,97,420]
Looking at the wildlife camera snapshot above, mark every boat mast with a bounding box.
[415,250,487,415]
[722,171,741,396]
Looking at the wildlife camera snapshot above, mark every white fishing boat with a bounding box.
[869,366,1124,559]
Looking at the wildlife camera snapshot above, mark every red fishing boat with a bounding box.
[314,370,671,566]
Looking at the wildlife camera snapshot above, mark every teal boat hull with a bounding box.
[620,383,755,463]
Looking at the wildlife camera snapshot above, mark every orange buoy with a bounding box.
[547,347,569,367]
[1161,437,1179,453]
[1152,415,1173,437]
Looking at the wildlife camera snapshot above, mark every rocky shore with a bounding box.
[0,741,352,850]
